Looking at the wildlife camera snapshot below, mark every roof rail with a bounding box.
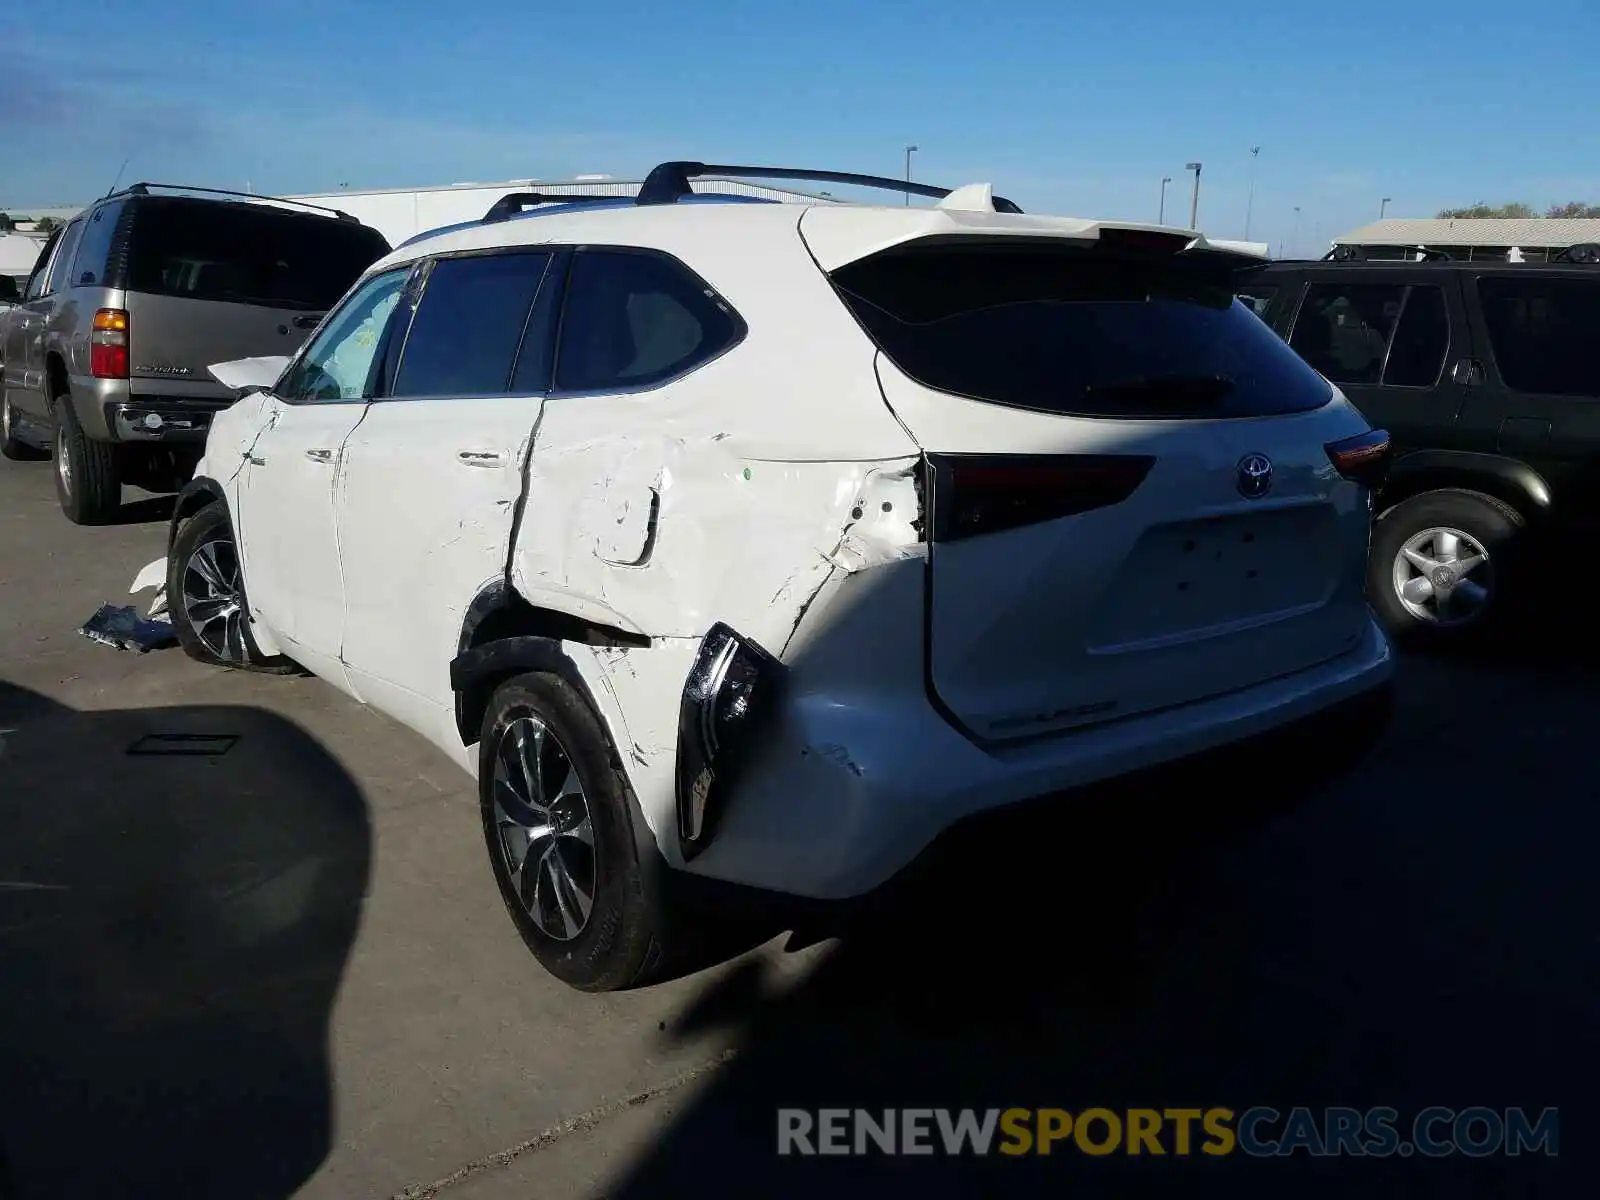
[635,161,1024,214]
[113,182,358,222]
[481,191,619,223]
[1323,244,1453,263]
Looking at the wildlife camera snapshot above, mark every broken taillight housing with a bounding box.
[924,452,1156,542]
[675,623,783,859]
[90,308,130,379]
[1325,428,1391,489]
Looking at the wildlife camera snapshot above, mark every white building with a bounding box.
[0,231,48,294]
[1331,217,1600,262]
[285,176,839,247]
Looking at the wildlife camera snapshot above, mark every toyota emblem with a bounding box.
[1236,453,1273,500]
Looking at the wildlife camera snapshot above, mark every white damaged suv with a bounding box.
[163,162,1396,991]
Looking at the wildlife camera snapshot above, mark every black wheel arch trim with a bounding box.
[451,632,608,750]
[1384,450,1552,512]
[169,476,232,549]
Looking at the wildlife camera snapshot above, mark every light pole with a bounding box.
[1159,176,1172,224]
[904,144,918,206]
[1380,196,1392,218]
[1245,146,1260,240]
[1185,162,1202,230]
[1293,206,1302,257]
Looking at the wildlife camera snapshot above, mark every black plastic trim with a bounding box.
[1385,449,1553,511]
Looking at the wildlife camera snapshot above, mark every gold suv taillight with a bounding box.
[90,308,130,379]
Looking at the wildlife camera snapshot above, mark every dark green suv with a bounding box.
[1239,247,1600,647]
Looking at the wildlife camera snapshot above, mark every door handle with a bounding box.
[305,447,335,463]
[456,450,504,467]
[1451,358,1485,386]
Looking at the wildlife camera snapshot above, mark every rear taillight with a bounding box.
[675,624,783,860]
[926,453,1155,543]
[90,308,129,379]
[1325,428,1390,489]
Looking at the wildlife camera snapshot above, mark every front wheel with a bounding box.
[479,672,670,992]
[167,502,297,673]
[1368,488,1523,648]
[1,391,47,461]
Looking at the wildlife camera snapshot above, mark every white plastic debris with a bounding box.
[130,556,169,620]
[207,355,291,392]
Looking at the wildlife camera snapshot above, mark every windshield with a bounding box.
[126,197,389,311]
[831,243,1333,419]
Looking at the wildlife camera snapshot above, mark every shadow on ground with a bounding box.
[607,618,1597,1199]
[0,681,370,1200]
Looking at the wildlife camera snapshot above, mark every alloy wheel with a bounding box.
[1391,525,1493,628]
[181,537,249,661]
[491,715,596,942]
[54,421,71,495]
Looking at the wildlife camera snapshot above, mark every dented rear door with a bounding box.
[335,250,559,743]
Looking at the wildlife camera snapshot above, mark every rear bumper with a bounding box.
[679,609,1395,901]
[69,375,234,442]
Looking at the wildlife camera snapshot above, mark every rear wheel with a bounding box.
[1368,488,1522,648]
[167,502,297,673]
[52,394,121,524]
[479,672,670,992]
[1,391,47,461]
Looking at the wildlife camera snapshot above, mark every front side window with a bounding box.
[23,233,59,300]
[279,269,408,403]
[44,220,85,294]
[1477,276,1600,398]
[554,249,743,393]
[390,251,553,398]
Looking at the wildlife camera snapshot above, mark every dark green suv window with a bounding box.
[1477,276,1600,397]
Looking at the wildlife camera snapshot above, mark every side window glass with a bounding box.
[45,221,85,294]
[72,202,122,287]
[1289,283,1406,385]
[23,233,59,300]
[281,269,408,403]
[554,250,743,393]
[1477,276,1600,398]
[1380,286,1448,387]
[391,251,552,398]
[1235,284,1277,320]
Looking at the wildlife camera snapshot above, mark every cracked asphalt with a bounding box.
[0,454,1594,1198]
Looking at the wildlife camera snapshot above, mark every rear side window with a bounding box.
[1289,282,1449,388]
[44,220,84,294]
[391,251,553,397]
[125,198,389,311]
[554,249,743,393]
[1477,276,1600,397]
[71,201,125,287]
[831,245,1332,419]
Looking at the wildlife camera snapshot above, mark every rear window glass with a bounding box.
[831,245,1333,419]
[1477,276,1600,397]
[126,198,389,311]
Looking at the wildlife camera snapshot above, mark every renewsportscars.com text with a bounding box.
[777,1106,1559,1159]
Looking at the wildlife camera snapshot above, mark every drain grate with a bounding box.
[126,733,240,757]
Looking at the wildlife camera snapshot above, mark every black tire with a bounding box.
[479,672,669,992]
[1,390,47,461]
[167,502,298,673]
[52,394,121,524]
[1368,488,1523,648]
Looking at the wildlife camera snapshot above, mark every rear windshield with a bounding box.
[126,198,389,311]
[831,243,1333,419]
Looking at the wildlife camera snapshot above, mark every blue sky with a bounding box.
[3,0,1598,256]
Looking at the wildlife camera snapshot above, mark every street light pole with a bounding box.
[1293,205,1302,256]
[1380,196,1392,219]
[1185,162,1202,230]
[904,144,918,206]
[1245,146,1260,240]
[1159,176,1172,224]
